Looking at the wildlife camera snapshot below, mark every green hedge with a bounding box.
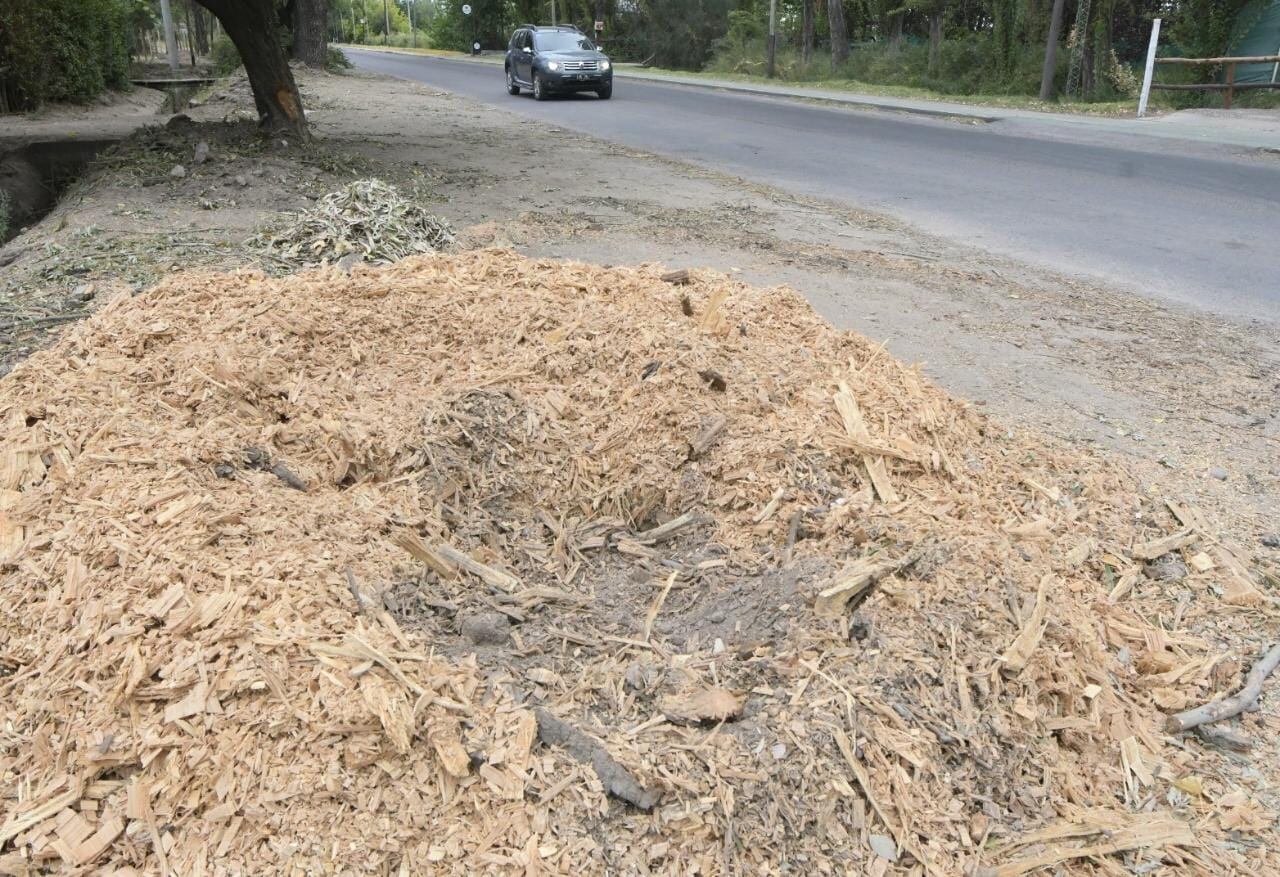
[0,0,133,111]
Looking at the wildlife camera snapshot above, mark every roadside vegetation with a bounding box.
[337,0,1276,109]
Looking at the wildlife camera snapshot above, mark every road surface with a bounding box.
[347,49,1280,321]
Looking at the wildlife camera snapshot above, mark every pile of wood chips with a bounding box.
[0,250,1275,875]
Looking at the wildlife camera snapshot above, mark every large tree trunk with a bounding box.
[196,0,308,139]
[292,0,329,67]
[827,0,849,68]
[802,0,815,66]
[889,12,904,50]
[1038,0,1065,100]
[927,12,944,75]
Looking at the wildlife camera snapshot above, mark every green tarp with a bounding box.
[1231,0,1280,83]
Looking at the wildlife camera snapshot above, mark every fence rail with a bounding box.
[1149,55,1280,109]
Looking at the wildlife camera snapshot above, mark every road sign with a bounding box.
[473,41,481,52]
[594,20,604,32]
[461,4,471,14]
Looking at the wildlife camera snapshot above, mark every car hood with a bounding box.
[541,50,608,62]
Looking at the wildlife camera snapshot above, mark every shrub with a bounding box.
[211,33,243,75]
[326,46,352,70]
[0,0,132,109]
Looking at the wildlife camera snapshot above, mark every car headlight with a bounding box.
[600,60,611,71]
[546,61,560,71]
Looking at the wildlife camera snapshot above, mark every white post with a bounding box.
[1138,17,1161,118]
[158,0,180,73]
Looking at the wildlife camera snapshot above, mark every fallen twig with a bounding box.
[686,413,727,462]
[344,567,366,614]
[1193,724,1252,752]
[631,511,706,545]
[535,709,660,810]
[1164,643,1280,734]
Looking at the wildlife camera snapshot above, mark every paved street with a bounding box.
[348,49,1280,321]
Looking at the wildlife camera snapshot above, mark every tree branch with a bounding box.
[1164,643,1280,734]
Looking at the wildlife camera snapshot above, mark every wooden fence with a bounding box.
[1150,55,1280,109]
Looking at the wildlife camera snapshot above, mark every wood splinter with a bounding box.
[660,268,692,285]
[815,547,925,616]
[1164,643,1280,734]
[685,413,726,462]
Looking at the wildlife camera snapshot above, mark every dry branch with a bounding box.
[535,710,660,810]
[1165,643,1280,733]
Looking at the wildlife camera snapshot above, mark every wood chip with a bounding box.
[660,687,744,724]
[834,380,897,503]
[1000,575,1051,674]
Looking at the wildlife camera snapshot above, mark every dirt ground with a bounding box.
[2,63,1277,551]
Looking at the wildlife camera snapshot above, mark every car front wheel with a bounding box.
[532,73,547,101]
[506,68,520,95]
[596,84,612,100]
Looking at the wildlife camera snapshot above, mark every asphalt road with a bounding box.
[347,49,1280,321]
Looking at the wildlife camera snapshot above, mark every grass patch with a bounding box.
[626,65,1151,116]
[338,43,470,59]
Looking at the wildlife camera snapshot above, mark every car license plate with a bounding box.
[576,74,589,80]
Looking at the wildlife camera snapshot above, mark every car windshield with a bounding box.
[534,32,595,52]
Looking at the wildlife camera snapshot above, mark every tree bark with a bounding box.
[1038,0,1066,100]
[889,12,904,51]
[928,11,944,76]
[827,0,849,68]
[802,0,815,66]
[292,0,329,67]
[185,2,197,66]
[195,0,308,139]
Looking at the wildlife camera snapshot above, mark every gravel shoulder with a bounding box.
[2,64,1277,546]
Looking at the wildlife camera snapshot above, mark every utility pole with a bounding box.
[766,0,778,78]
[1038,0,1066,101]
[551,0,557,26]
[158,0,180,73]
[407,0,415,48]
[383,0,390,45]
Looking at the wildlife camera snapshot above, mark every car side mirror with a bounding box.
[522,46,532,54]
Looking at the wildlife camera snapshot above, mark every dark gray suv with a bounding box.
[505,25,613,101]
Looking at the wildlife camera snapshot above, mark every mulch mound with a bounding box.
[0,250,1274,875]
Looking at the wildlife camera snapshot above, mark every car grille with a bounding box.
[562,60,599,72]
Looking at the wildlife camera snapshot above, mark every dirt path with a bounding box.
[2,65,1277,551]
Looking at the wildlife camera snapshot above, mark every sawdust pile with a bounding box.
[0,251,1275,875]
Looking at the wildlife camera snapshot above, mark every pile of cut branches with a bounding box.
[257,178,454,267]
